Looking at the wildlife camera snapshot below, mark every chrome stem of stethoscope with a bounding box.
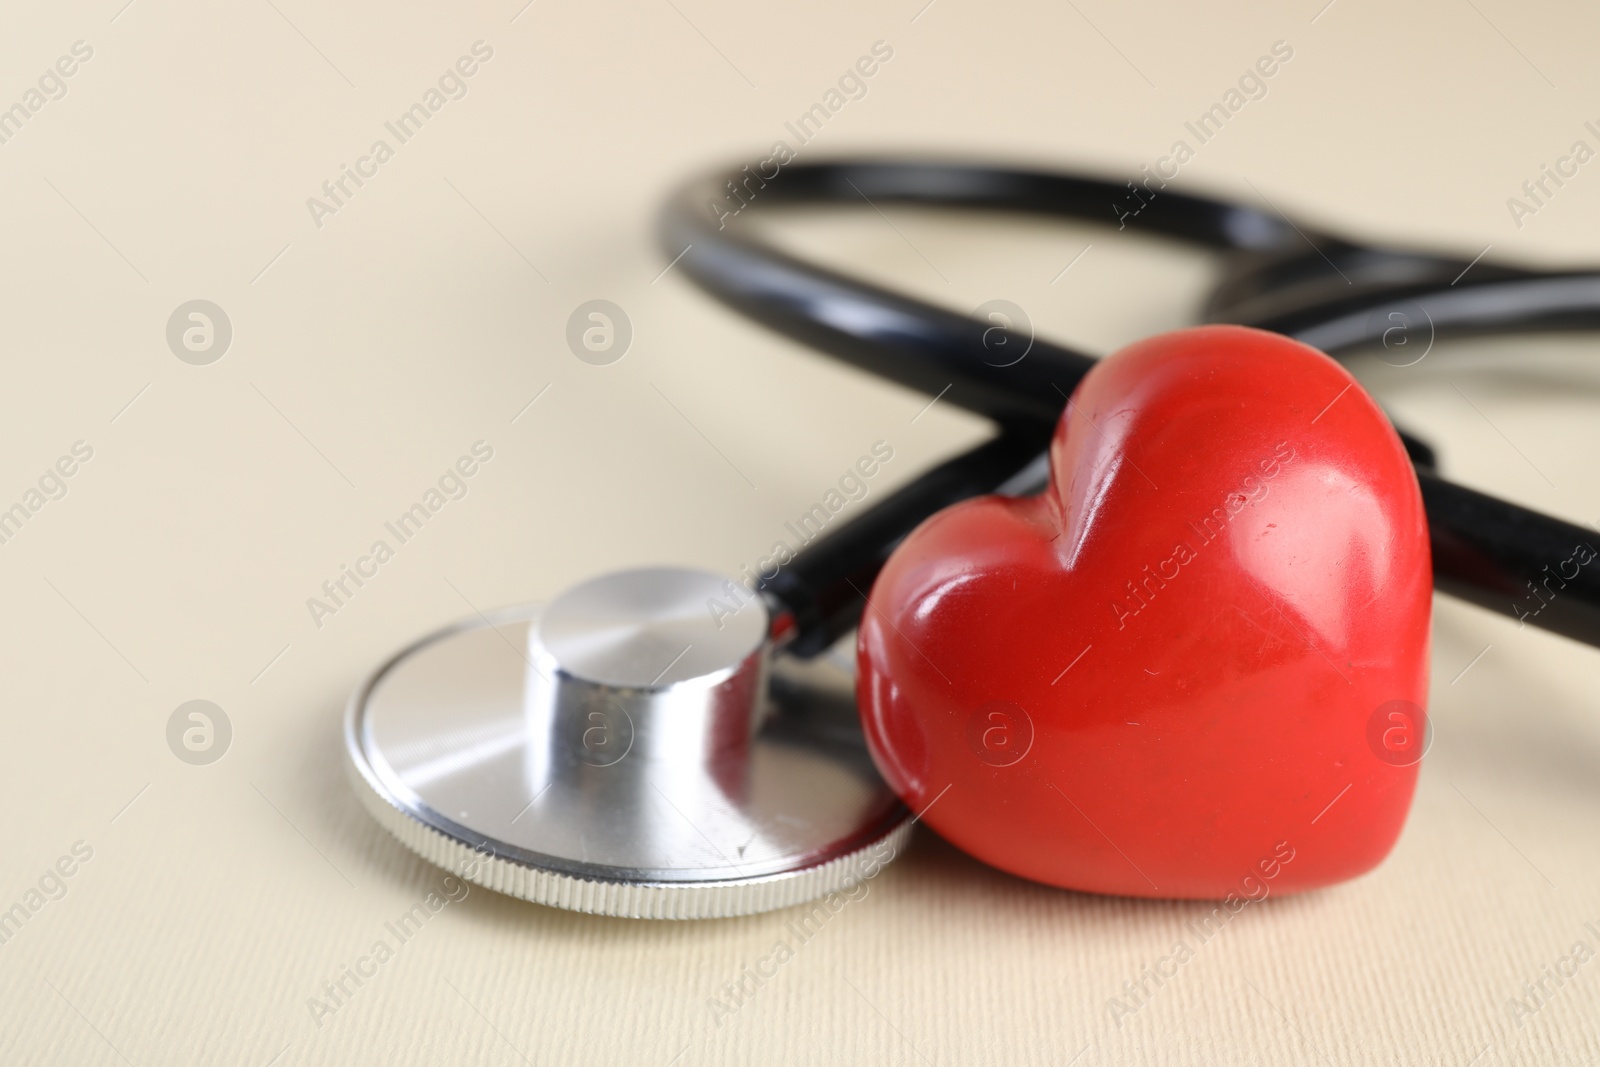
[527,566,773,773]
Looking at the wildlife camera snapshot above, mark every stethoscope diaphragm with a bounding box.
[345,567,912,919]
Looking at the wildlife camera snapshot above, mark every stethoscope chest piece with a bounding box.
[346,566,912,919]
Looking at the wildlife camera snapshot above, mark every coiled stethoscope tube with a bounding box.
[659,159,1600,653]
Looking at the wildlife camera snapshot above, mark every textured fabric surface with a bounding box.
[2,1,1599,1063]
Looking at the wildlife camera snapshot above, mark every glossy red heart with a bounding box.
[857,325,1431,899]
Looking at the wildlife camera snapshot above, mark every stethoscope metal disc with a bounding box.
[346,570,912,919]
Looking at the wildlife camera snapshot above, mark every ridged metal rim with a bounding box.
[347,757,914,919]
[344,610,915,920]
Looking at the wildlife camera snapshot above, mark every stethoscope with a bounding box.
[345,159,1600,919]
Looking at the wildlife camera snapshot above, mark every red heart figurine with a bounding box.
[857,324,1431,899]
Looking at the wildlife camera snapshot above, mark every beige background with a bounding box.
[2,0,1600,1063]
